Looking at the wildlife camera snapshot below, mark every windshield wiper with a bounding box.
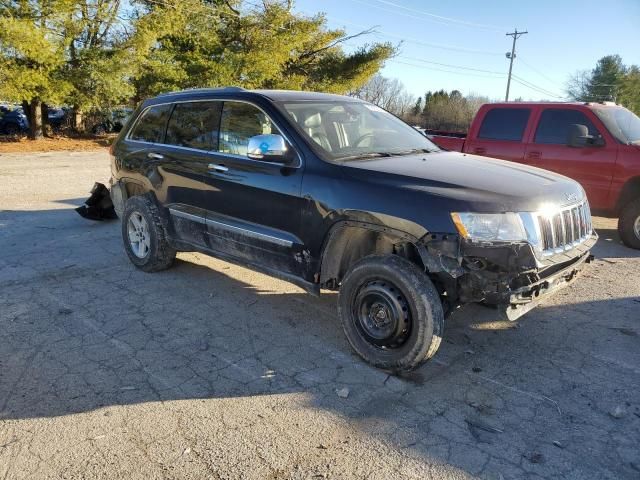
[340,148,436,161]
[339,152,395,161]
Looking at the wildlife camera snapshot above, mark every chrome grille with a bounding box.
[537,201,592,254]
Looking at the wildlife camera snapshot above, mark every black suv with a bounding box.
[110,87,597,371]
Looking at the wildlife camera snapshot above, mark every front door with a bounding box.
[525,107,616,208]
[200,100,308,279]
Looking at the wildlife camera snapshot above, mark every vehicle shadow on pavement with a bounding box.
[1,206,639,479]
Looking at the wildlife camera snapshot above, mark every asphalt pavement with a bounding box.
[1,151,639,479]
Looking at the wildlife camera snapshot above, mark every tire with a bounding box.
[338,254,444,371]
[618,198,640,249]
[4,124,19,135]
[121,195,176,272]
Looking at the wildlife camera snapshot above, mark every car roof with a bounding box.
[148,87,362,105]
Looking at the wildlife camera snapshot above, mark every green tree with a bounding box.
[59,0,136,124]
[131,0,394,99]
[618,66,640,114]
[0,4,70,138]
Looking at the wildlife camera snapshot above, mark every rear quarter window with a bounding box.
[128,104,172,143]
[477,108,531,141]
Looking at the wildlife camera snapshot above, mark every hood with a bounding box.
[342,151,586,213]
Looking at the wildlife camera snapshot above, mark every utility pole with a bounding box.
[505,29,528,101]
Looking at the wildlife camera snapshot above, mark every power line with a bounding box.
[310,13,503,56]
[511,74,564,97]
[510,75,565,99]
[388,59,506,79]
[369,0,506,32]
[397,55,504,75]
[518,57,563,89]
[504,29,528,101]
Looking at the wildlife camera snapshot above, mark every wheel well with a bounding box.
[319,224,423,289]
[617,176,640,214]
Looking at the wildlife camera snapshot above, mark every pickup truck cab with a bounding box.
[428,102,640,248]
[109,88,596,372]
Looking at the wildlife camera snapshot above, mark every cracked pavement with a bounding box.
[0,151,639,479]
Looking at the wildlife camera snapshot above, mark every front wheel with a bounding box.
[338,255,444,371]
[618,198,640,249]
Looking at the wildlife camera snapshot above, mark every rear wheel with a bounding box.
[338,255,444,371]
[618,198,640,249]
[122,195,176,272]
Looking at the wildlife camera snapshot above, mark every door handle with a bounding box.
[473,147,486,155]
[208,163,228,172]
[527,151,541,160]
[147,152,163,160]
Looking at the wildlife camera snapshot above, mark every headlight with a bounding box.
[451,212,527,242]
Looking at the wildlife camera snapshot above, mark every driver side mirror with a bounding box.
[247,134,292,163]
[567,124,604,148]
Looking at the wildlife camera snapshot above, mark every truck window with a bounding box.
[218,101,282,157]
[128,104,172,143]
[477,108,530,141]
[165,101,222,151]
[534,109,600,145]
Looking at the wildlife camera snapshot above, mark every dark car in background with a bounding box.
[92,108,133,134]
[108,87,597,371]
[0,107,28,135]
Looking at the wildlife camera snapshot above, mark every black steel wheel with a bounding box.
[338,254,444,371]
[353,279,412,349]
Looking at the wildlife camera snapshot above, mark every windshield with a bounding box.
[593,106,640,144]
[279,100,439,160]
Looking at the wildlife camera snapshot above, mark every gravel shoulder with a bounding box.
[1,152,639,479]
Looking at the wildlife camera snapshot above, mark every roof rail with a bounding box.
[156,86,246,97]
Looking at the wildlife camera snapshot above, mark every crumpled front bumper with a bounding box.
[454,233,598,321]
[500,249,593,320]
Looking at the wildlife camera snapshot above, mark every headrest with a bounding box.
[304,112,322,128]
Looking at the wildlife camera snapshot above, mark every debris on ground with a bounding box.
[609,406,626,419]
[75,182,117,221]
[525,452,544,464]
[465,418,503,434]
[336,387,349,398]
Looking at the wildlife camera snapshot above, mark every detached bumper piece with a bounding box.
[502,251,593,321]
[75,182,118,221]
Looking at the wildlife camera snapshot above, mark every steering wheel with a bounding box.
[354,133,375,148]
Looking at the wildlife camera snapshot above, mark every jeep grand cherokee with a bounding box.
[109,87,597,371]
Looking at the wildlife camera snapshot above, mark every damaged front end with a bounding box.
[456,237,596,320]
[417,204,598,321]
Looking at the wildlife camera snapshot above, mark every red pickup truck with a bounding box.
[428,102,640,249]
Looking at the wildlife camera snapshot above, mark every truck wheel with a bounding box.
[338,255,444,371]
[122,195,176,272]
[618,198,640,249]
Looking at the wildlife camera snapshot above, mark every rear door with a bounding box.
[525,107,616,208]
[160,100,223,247]
[465,106,531,162]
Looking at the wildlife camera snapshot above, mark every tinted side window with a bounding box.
[166,101,222,151]
[534,109,600,144]
[478,108,531,141]
[219,102,282,156]
[129,104,172,143]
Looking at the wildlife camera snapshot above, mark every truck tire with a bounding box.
[618,198,640,249]
[122,195,176,272]
[338,255,444,371]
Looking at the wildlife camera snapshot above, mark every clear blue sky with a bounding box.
[293,0,640,101]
